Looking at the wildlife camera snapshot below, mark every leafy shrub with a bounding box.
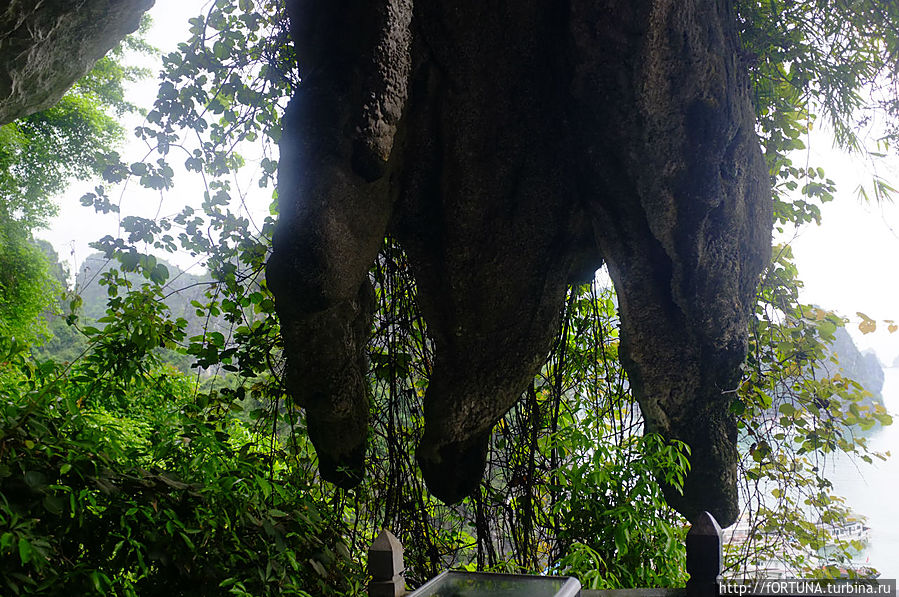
[0,334,361,596]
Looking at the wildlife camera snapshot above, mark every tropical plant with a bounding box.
[0,17,154,345]
[3,0,899,593]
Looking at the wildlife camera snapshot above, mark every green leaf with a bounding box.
[42,495,65,515]
[150,263,169,284]
[24,470,47,488]
[613,525,629,555]
[18,537,33,564]
[817,319,836,337]
[213,41,228,60]
[119,252,140,271]
[875,413,893,426]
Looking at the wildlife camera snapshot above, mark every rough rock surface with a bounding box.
[267,0,773,527]
[0,0,154,125]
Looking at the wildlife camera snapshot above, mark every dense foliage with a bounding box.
[0,334,357,596]
[0,18,153,345]
[1,0,898,594]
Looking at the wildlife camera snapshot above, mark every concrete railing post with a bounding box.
[368,529,406,597]
[686,511,723,597]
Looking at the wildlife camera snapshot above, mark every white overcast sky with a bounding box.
[35,0,899,364]
[785,127,899,365]
[37,0,204,271]
[38,0,271,283]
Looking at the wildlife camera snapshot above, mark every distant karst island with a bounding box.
[819,326,885,407]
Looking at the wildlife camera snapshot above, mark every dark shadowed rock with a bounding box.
[267,0,772,527]
[0,0,154,125]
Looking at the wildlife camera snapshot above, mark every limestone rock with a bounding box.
[0,0,154,125]
[268,0,772,528]
[816,326,885,407]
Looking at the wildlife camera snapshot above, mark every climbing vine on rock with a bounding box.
[2,0,899,592]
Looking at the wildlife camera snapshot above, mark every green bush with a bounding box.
[0,335,361,596]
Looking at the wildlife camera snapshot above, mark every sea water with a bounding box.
[824,367,899,579]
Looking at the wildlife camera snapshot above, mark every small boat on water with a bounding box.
[724,514,870,547]
[722,514,876,579]
[819,564,881,579]
[817,518,871,546]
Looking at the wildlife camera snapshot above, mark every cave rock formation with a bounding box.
[0,0,154,125]
[267,0,772,527]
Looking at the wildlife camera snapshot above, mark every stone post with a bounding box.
[368,529,406,597]
[686,511,723,597]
